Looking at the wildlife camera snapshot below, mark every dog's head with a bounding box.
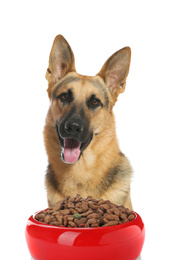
[45,35,131,164]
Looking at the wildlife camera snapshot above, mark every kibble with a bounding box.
[35,194,135,228]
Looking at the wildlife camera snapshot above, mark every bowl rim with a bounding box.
[29,209,141,231]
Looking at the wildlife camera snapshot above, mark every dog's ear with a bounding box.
[97,47,131,103]
[46,35,76,97]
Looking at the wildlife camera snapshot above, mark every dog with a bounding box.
[44,35,133,209]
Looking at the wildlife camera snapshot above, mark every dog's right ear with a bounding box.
[97,47,131,104]
[46,35,76,98]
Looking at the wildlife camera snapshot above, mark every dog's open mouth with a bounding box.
[56,126,93,164]
[63,138,81,163]
[61,137,93,164]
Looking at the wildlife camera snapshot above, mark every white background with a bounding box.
[0,1,178,259]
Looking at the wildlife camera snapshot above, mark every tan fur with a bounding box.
[44,35,133,209]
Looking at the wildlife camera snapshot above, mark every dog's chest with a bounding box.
[61,175,97,198]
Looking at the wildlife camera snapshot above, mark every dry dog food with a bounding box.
[35,194,135,228]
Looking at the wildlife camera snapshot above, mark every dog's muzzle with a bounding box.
[55,117,93,164]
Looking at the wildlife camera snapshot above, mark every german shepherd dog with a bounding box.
[44,35,133,209]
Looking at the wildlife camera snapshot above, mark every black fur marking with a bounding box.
[97,165,126,194]
[52,76,81,99]
[46,164,59,192]
[57,88,74,105]
[88,79,109,109]
[86,94,103,110]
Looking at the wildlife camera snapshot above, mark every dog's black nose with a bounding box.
[64,119,84,135]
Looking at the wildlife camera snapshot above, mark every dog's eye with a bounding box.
[57,89,73,104]
[57,93,69,102]
[87,96,102,110]
[91,99,99,106]
[61,94,69,101]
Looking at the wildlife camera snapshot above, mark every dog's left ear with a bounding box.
[46,35,76,98]
[97,47,131,103]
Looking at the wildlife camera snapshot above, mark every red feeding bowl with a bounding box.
[25,210,145,260]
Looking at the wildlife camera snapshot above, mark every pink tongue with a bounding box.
[64,138,81,163]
